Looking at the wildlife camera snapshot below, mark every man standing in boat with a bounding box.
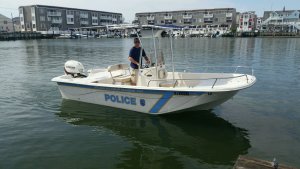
[128,38,150,85]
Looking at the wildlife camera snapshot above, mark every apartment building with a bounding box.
[237,11,257,32]
[260,9,300,32]
[19,5,123,32]
[135,8,237,30]
[0,14,14,32]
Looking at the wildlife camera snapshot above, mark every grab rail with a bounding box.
[185,66,254,76]
[147,74,250,89]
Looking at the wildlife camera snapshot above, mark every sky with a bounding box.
[0,0,299,22]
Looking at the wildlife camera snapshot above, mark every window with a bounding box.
[20,17,24,22]
[92,13,98,17]
[39,8,44,14]
[21,25,25,29]
[67,17,74,24]
[31,7,35,14]
[67,10,74,15]
[40,16,45,21]
[4,21,7,24]
[161,20,164,23]
[173,20,177,23]
[19,8,23,14]
[32,24,36,29]
[32,16,35,21]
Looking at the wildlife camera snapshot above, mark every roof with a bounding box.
[264,10,300,13]
[0,13,10,19]
[19,4,122,15]
[136,8,236,15]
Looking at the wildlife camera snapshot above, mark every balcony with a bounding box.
[52,19,62,24]
[100,16,112,20]
[47,12,61,17]
[204,14,214,18]
[183,19,192,24]
[164,15,173,20]
[92,22,98,26]
[112,18,117,22]
[183,14,192,19]
[66,15,74,18]
[147,20,155,25]
[165,20,173,24]
[147,16,155,20]
[80,14,89,18]
[80,21,89,25]
[226,13,233,17]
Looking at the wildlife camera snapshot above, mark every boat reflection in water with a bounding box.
[58,100,250,168]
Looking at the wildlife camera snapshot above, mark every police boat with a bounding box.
[52,34,256,114]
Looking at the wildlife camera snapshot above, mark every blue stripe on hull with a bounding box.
[149,92,173,113]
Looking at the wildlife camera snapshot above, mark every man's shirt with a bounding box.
[129,47,146,69]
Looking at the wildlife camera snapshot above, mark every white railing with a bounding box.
[204,14,214,18]
[47,12,61,16]
[80,21,89,25]
[226,13,233,17]
[147,74,250,88]
[100,16,112,20]
[147,66,254,89]
[66,15,74,18]
[147,66,254,88]
[164,15,173,20]
[147,16,155,20]
[80,14,89,18]
[52,19,62,24]
[183,15,192,19]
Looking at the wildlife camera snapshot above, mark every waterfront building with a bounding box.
[237,11,257,32]
[134,8,237,32]
[256,17,263,31]
[260,9,300,32]
[0,14,14,32]
[18,5,123,32]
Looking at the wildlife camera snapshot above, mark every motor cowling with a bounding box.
[64,60,86,78]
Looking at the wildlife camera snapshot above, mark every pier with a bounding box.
[0,32,44,41]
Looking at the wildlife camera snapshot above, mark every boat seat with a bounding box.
[113,75,131,83]
[107,64,131,83]
[159,81,177,87]
[107,64,129,72]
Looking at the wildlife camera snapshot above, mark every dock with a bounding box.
[0,32,45,41]
[234,156,297,169]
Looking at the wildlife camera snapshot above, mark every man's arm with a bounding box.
[142,49,150,64]
[128,56,139,66]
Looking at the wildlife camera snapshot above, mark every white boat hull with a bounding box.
[56,82,238,114]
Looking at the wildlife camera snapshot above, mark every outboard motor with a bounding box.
[64,60,87,78]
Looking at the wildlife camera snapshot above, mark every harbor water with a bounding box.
[0,38,299,169]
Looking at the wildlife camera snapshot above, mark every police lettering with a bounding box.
[105,94,136,105]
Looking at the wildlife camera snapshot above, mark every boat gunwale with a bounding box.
[53,74,256,93]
